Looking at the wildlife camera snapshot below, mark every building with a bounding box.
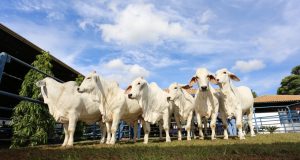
[253,95,300,133]
[0,23,82,120]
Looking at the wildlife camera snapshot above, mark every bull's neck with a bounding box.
[219,81,233,96]
[97,76,110,95]
[140,84,150,107]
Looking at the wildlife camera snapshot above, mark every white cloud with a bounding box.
[255,0,300,62]
[99,3,189,45]
[232,59,266,73]
[15,0,66,20]
[79,59,150,87]
[198,9,217,23]
[120,50,183,68]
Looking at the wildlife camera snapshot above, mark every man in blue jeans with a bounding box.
[227,118,237,136]
[117,121,125,141]
[130,121,141,141]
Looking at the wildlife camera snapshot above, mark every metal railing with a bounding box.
[0,52,65,142]
[0,52,63,105]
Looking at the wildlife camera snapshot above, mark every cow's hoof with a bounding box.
[143,142,148,144]
[223,137,228,140]
[178,138,182,141]
[66,145,73,148]
[239,136,246,140]
[187,138,191,141]
[211,138,216,141]
[251,134,256,137]
[199,137,204,140]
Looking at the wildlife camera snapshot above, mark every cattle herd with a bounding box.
[36,67,255,147]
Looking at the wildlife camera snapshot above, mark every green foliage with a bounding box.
[261,126,279,134]
[75,75,84,85]
[10,51,55,148]
[277,65,300,95]
[292,65,300,75]
[251,89,257,98]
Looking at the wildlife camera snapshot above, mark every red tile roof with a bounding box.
[254,95,300,103]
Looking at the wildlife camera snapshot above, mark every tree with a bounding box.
[292,65,300,75]
[251,89,258,98]
[75,75,84,85]
[10,51,55,148]
[277,65,300,95]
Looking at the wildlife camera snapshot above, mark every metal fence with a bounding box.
[0,52,64,143]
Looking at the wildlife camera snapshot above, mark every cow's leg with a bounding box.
[142,120,150,144]
[174,113,182,141]
[196,113,204,140]
[133,120,138,143]
[203,118,208,137]
[159,120,163,141]
[236,113,245,140]
[210,113,217,140]
[109,114,120,144]
[66,117,77,146]
[105,122,112,144]
[163,111,171,142]
[62,123,69,147]
[221,114,229,140]
[99,122,106,144]
[186,112,193,141]
[247,107,255,137]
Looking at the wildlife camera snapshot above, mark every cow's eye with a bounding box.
[137,82,140,85]
[223,72,226,74]
[87,77,91,79]
[174,87,177,89]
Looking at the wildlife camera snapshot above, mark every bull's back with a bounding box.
[237,86,254,112]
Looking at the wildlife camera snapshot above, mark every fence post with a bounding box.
[253,108,259,133]
[0,52,11,83]
[93,123,96,140]
[286,106,296,133]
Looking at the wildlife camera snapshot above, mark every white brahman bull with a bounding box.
[36,77,106,147]
[214,68,255,139]
[187,68,225,140]
[167,83,194,140]
[125,77,172,144]
[77,71,142,144]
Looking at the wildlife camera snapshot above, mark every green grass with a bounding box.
[1,133,300,160]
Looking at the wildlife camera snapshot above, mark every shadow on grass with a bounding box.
[1,141,300,160]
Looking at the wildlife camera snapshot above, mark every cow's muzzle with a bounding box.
[77,87,84,93]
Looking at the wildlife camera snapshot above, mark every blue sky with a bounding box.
[1,0,299,95]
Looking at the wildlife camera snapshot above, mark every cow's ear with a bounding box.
[41,85,48,98]
[181,85,191,89]
[189,76,198,87]
[140,83,146,90]
[125,85,132,94]
[95,76,100,83]
[36,80,46,87]
[229,73,240,81]
[207,75,218,84]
